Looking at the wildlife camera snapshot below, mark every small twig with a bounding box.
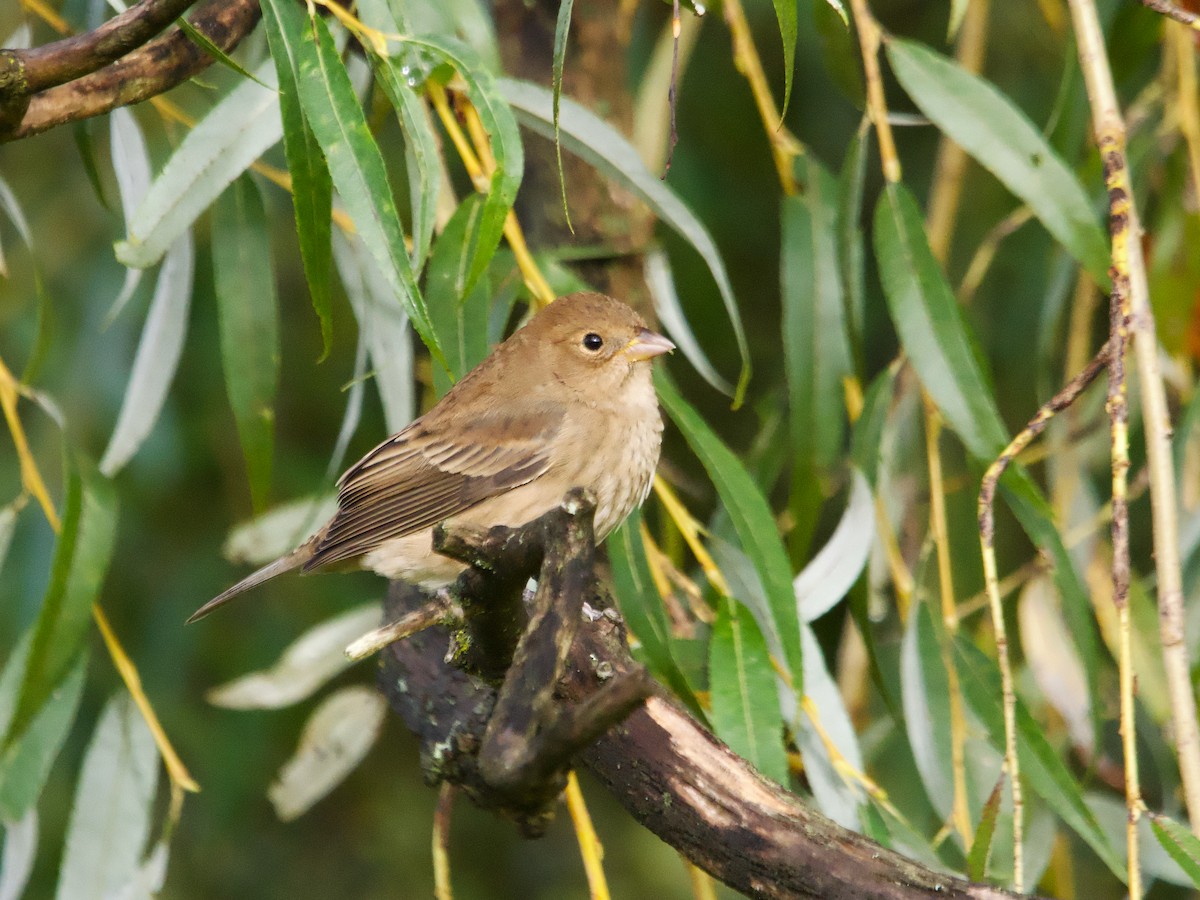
[565,772,612,900]
[978,343,1113,891]
[433,783,455,900]
[662,0,681,177]
[1100,124,1143,896]
[1137,0,1200,28]
[721,0,804,195]
[956,207,1035,305]
[848,0,901,184]
[344,595,462,661]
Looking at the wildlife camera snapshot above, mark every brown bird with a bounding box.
[188,292,674,623]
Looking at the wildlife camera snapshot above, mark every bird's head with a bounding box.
[525,292,675,395]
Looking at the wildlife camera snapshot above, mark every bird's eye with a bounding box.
[582,332,604,352]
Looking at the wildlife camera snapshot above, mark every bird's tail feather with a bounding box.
[187,548,308,623]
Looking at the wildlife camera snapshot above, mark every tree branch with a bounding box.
[0,0,260,141]
[377,502,1032,899]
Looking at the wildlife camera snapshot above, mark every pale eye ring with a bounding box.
[582,332,604,351]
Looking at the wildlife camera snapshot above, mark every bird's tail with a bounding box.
[187,546,310,624]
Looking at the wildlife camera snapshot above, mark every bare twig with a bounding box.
[978,344,1113,891]
[1068,0,1200,836]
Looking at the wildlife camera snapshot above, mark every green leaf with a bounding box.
[100,231,194,477]
[955,639,1126,881]
[370,51,441,272]
[55,694,159,900]
[272,4,444,367]
[552,0,576,231]
[968,771,1005,880]
[873,182,1008,461]
[850,363,897,487]
[874,181,1102,749]
[606,514,701,716]
[813,1,862,108]
[213,175,280,512]
[426,195,492,394]
[655,372,802,687]
[500,78,751,406]
[114,60,280,270]
[7,463,117,750]
[782,156,852,474]
[709,598,789,785]
[885,39,1110,285]
[0,638,86,819]
[771,0,797,118]
[948,0,971,39]
[899,601,955,823]
[1150,813,1200,888]
[177,16,273,88]
[403,37,523,294]
[644,250,734,396]
[260,0,333,359]
[837,123,869,374]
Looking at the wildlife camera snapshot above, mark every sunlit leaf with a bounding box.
[551,0,576,230]
[332,230,416,433]
[114,61,280,269]
[709,598,788,785]
[7,463,116,749]
[0,642,86,819]
[948,0,971,39]
[886,38,1110,285]
[223,494,339,567]
[1017,575,1092,750]
[106,107,150,322]
[955,640,1126,880]
[655,372,801,686]
[370,50,441,271]
[214,176,279,512]
[1149,813,1200,887]
[100,230,194,476]
[644,250,733,396]
[0,807,37,900]
[55,694,159,900]
[403,37,523,294]
[268,686,386,821]
[607,515,701,715]
[771,0,797,117]
[425,194,492,393]
[793,469,871,623]
[208,603,382,709]
[968,772,1004,881]
[501,78,750,405]
[782,156,852,474]
[260,0,334,358]
[899,602,954,822]
[850,364,896,487]
[837,124,869,369]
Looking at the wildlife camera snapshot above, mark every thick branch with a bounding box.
[0,0,260,141]
[377,513,1032,899]
[15,0,200,94]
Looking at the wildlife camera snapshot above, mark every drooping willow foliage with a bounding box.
[1,0,1200,897]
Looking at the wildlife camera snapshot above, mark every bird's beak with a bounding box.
[623,328,676,361]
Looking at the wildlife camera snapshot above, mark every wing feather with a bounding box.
[304,405,563,570]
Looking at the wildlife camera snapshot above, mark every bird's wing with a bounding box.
[303,404,564,570]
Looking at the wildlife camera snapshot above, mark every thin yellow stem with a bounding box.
[848,0,901,183]
[925,0,991,262]
[18,0,69,33]
[93,604,200,794]
[1170,23,1200,200]
[681,854,718,900]
[564,772,611,900]
[652,475,731,596]
[433,783,454,900]
[0,356,58,530]
[720,0,805,194]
